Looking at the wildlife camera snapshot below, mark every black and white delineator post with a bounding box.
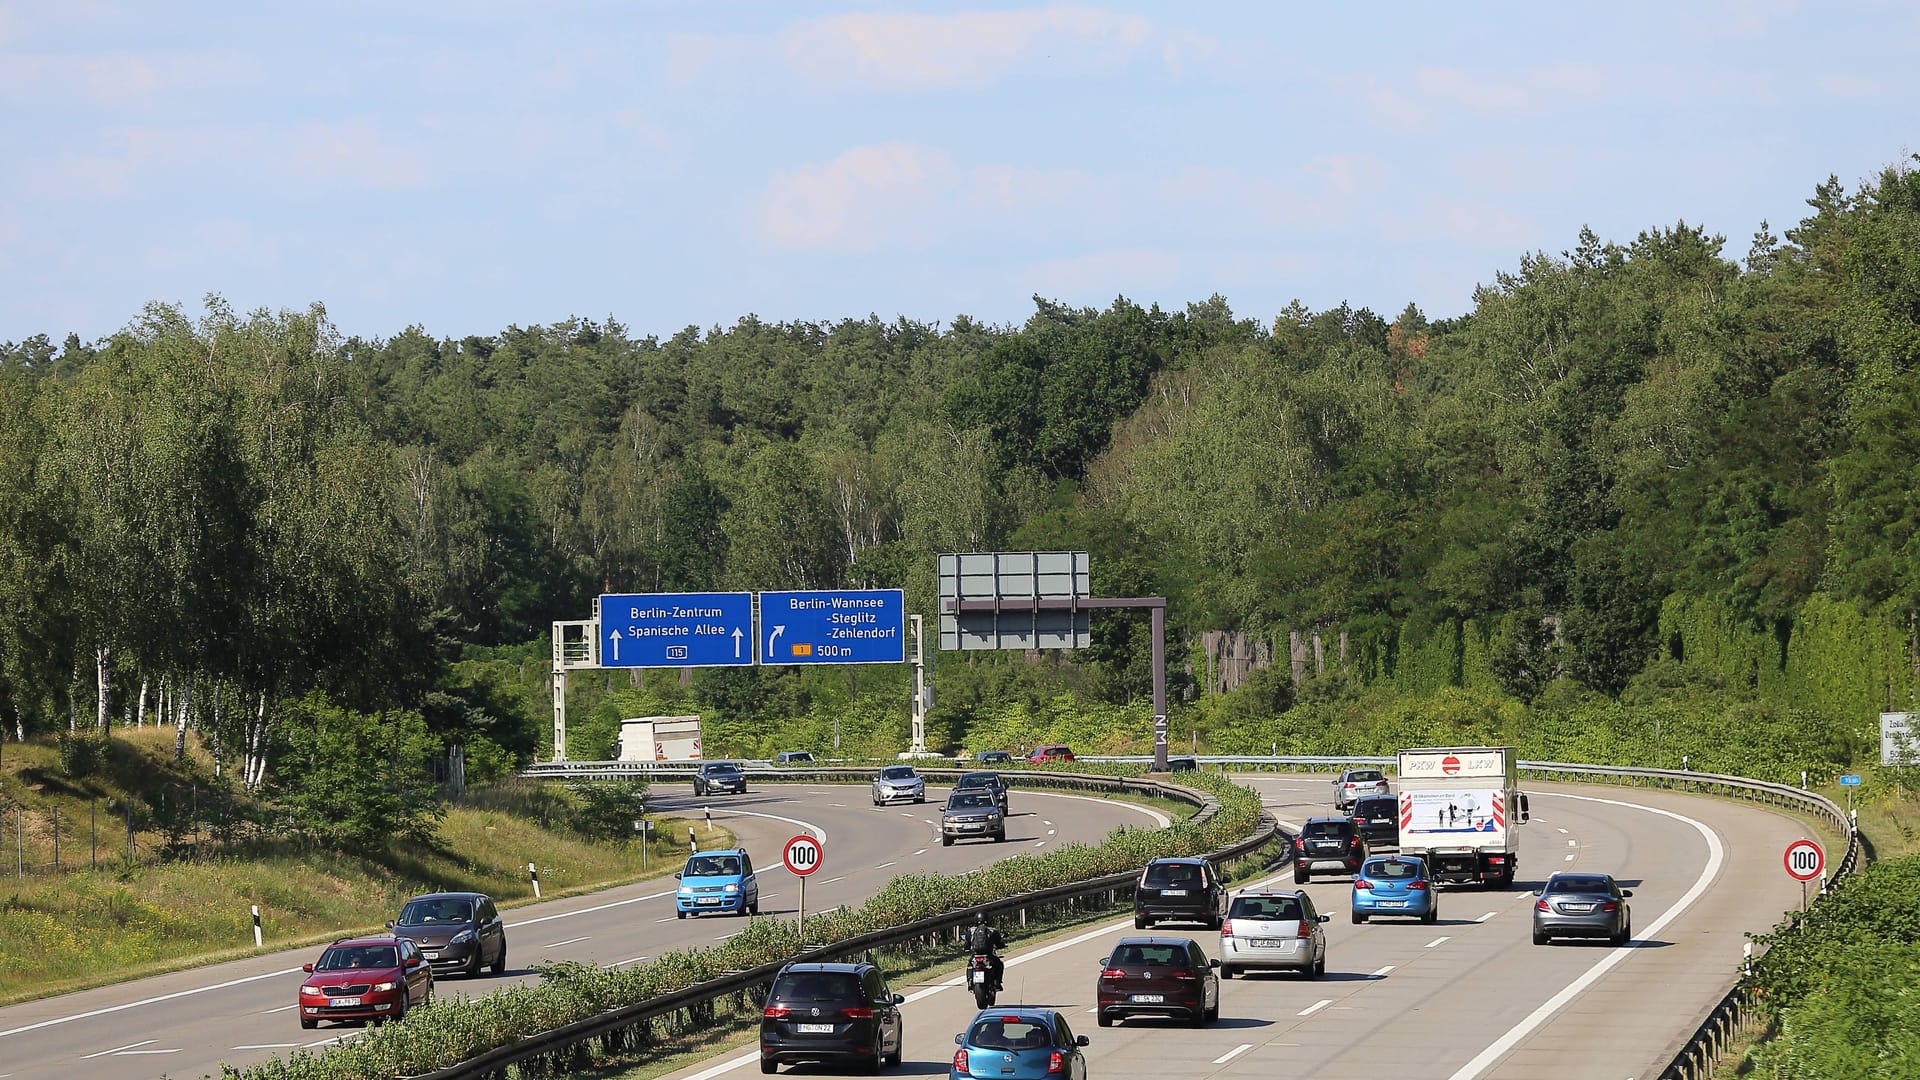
[529,861,542,899]
[251,904,262,948]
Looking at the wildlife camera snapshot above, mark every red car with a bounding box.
[1027,745,1075,764]
[298,934,434,1028]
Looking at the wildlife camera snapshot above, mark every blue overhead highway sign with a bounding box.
[760,589,906,665]
[599,592,754,668]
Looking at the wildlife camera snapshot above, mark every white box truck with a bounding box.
[1395,746,1529,888]
[615,715,703,762]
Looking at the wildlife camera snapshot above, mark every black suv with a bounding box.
[389,891,508,977]
[1350,794,1399,846]
[694,760,748,796]
[953,770,1010,811]
[1134,856,1227,929]
[1293,816,1368,883]
[759,961,905,1074]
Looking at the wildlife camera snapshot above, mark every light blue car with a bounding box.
[1351,855,1438,924]
[676,849,760,918]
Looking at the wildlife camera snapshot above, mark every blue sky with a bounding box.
[3,1,1916,345]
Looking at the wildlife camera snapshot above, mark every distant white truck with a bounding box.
[615,715,703,762]
[1394,746,1530,888]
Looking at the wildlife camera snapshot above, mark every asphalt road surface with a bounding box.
[0,782,1166,1080]
[655,774,1815,1080]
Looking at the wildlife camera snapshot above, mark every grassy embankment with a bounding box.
[0,728,719,1006]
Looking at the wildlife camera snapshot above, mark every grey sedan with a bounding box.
[1532,872,1632,945]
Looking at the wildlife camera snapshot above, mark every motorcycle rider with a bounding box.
[967,912,1006,991]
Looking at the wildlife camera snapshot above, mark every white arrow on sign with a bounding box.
[732,627,744,658]
[767,624,785,658]
[608,629,622,661]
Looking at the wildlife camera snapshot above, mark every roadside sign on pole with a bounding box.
[783,834,824,876]
[600,592,754,668]
[1783,838,1825,882]
[1838,774,1862,786]
[760,590,906,665]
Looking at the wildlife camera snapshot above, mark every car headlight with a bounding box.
[450,930,476,945]
[372,981,398,992]
[678,887,693,897]
[723,883,740,893]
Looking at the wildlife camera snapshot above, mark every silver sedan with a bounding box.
[1532,872,1633,945]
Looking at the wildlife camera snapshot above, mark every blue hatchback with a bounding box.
[952,1008,1089,1080]
[675,849,760,918]
[1351,855,1438,924]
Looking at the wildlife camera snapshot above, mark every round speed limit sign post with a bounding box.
[1784,838,1824,909]
[783,834,824,930]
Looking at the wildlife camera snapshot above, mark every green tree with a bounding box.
[269,692,445,848]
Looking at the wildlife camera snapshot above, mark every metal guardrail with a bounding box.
[419,769,1256,1080]
[505,756,1859,1080]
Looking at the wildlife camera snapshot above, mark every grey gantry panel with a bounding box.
[938,551,1090,650]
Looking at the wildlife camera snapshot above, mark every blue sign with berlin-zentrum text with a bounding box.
[599,592,755,668]
[759,589,906,665]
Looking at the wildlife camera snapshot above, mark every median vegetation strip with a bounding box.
[225,773,1263,1080]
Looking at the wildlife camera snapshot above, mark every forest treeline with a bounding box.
[4,160,1920,792]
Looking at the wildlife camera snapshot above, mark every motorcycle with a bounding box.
[966,954,999,1008]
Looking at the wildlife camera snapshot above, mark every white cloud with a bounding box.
[1343,63,1776,133]
[673,4,1218,92]
[756,144,963,253]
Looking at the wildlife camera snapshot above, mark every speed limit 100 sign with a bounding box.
[1783,838,1825,882]
[783,834,824,876]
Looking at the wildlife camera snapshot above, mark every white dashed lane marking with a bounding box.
[1476,912,1497,923]
[1299,999,1332,1016]
[1371,965,1395,977]
[83,1041,154,1059]
[1213,1044,1254,1064]
[544,936,589,948]
[1425,937,1450,948]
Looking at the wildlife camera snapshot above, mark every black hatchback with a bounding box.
[1294,817,1368,883]
[760,962,905,1074]
[1351,794,1399,846]
[1134,856,1227,929]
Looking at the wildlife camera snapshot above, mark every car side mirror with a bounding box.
[674,872,682,879]
[892,993,905,1004]
[1098,955,1109,966]
[408,957,423,968]
[1621,889,1633,898]
[302,963,315,973]
[1318,914,1330,923]
[1534,889,1544,896]
[1076,1035,1090,1047]
[385,920,395,928]
[1208,958,1220,968]
[954,1034,965,1045]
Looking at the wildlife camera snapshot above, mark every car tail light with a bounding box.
[1048,1052,1065,1074]
[763,1006,792,1019]
[1536,900,1550,912]
[1408,881,1429,891]
[1220,919,1233,935]
[1488,855,1506,865]
[1354,878,1372,890]
[1171,968,1197,980]
[1101,968,1125,979]
[953,1049,970,1075]
[840,1006,874,1019]
[1601,901,1619,913]
[1352,817,1366,826]
[1351,835,1362,847]
[1294,837,1305,850]
[1298,920,1313,939]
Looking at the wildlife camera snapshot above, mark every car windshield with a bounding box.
[958,772,998,787]
[1547,875,1612,894]
[1357,799,1396,818]
[772,971,862,1001]
[1345,770,1384,782]
[706,763,740,775]
[1301,820,1350,838]
[318,945,398,971]
[967,1017,1054,1050]
[1143,862,1203,887]
[880,766,916,780]
[1228,895,1301,920]
[398,898,473,925]
[949,793,993,809]
[685,855,742,877]
[1110,943,1184,966]
[1367,859,1420,880]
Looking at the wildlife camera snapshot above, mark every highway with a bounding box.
[656,774,1814,1080]
[0,781,1165,1080]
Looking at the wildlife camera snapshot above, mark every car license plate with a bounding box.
[423,951,439,959]
[798,1023,835,1033]
[1131,994,1164,1003]
[698,897,719,905]
[1250,938,1285,947]
[1562,903,1594,913]
[330,997,362,1006]
[1379,900,1405,908]
[1161,889,1188,896]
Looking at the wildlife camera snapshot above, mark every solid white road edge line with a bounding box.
[0,967,304,1041]
[1445,791,1727,1080]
